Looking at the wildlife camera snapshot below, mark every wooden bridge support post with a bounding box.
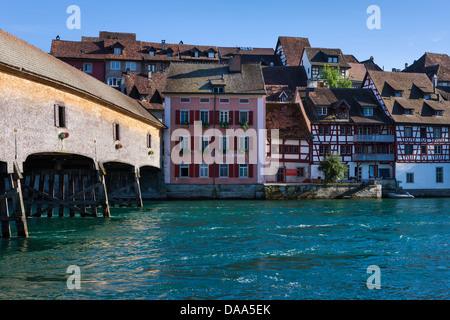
[0,175,11,238]
[10,170,29,238]
[135,168,143,208]
[98,163,110,218]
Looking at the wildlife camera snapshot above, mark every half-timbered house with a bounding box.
[363,70,450,191]
[298,87,395,182]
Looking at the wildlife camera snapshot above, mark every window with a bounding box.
[434,127,442,138]
[421,145,427,155]
[297,167,305,177]
[405,144,413,155]
[149,51,155,57]
[54,105,66,128]
[405,109,413,115]
[239,164,249,178]
[435,145,442,155]
[424,94,431,100]
[347,146,352,154]
[363,108,374,117]
[220,111,229,123]
[219,164,229,178]
[324,127,330,135]
[435,111,444,117]
[405,127,412,138]
[114,47,122,55]
[180,110,189,124]
[219,98,230,104]
[83,63,92,74]
[194,51,199,58]
[420,127,427,138]
[199,164,209,178]
[395,91,403,97]
[200,98,210,104]
[108,77,122,87]
[200,110,209,124]
[148,64,156,72]
[239,98,250,104]
[239,111,249,124]
[179,136,190,152]
[317,107,327,116]
[167,52,173,57]
[147,134,152,148]
[213,87,225,93]
[328,56,338,63]
[180,164,189,178]
[280,96,287,103]
[111,61,121,70]
[347,127,352,135]
[220,136,229,154]
[126,62,136,71]
[239,136,249,152]
[406,173,414,183]
[340,127,346,135]
[113,123,120,141]
[208,52,215,58]
[180,98,191,103]
[436,167,443,183]
[200,136,210,151]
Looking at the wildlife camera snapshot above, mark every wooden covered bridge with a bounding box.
[0,30,165,238]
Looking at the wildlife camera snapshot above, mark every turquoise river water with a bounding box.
[0,198,448,300]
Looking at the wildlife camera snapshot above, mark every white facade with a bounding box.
[397,163,449,189]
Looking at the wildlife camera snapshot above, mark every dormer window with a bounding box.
[435,110,444,117]
[149,51,155,57]
[317,107,327,116]
[363,108,374,117]
[213,87,225,94]
[167,52,173,57]
[424,94,431,100]
[208,52,215,58]
[395,91,403,97]
[114,47,122,55]
[328,56,338,63]
[194,51,199,58]
[405,109,413,115]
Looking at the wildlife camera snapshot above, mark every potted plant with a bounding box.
[181,121,190,128]
[202,122,210,129]
[115,143,123,150]
[148,150,154,155]
[239,122,249,131]
[58,132,69,140]
[220,121,230,129]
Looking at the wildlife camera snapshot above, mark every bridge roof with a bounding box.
[0,29,164,128]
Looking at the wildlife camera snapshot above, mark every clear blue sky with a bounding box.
[1,0,449,70]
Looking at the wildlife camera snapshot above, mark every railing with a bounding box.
[353,154,395,161]
[353,135,395,143]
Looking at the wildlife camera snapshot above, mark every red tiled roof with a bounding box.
[277,36,311,66]
[266,103,312,139]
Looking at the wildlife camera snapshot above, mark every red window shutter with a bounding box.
[195,164,200,178]
[229,111,233,125]
[209,164,215,178]
[195,110,200,122]
[190,110,195,125]
[249,111,254,125]
[190,136,194,152]
[234,164,239,178]
[235,111,240,125]
[175,110,180,125]
[189,164,195,178]
[229,164,234,178]
[249,164,254,178]
[174,165,180,178]
[234,136,238,151]
[209,111,214,125]
[215,164,220,178]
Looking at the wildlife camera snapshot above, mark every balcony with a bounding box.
[353,135,395,143]
[353,154,395,162]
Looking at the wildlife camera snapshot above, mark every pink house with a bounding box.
[162,57,267,186]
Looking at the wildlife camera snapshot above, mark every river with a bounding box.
[0,198,448,300]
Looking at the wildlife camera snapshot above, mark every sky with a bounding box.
[0,0,449,71]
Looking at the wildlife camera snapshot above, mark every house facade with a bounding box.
[162,59,267,187]
[364,70,450,191]
[300,48,351,88]
[298,87,395,182]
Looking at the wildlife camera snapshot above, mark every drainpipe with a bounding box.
[213,93,217,187]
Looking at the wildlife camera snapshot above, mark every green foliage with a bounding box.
[318,153,347,184]
[321,64,353,88]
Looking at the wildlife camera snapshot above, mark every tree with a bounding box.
[321,64,353,88]
[318,153,348,183]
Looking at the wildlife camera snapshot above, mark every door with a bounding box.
[276,168,286,183]
[369,165,375,179]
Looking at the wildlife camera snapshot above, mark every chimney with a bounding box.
[432,74,438,94]
[148,71,152,80]
[370,56,374,63]
[162,40,166,51]
[229,54,242,72]
[405,63,408,69]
